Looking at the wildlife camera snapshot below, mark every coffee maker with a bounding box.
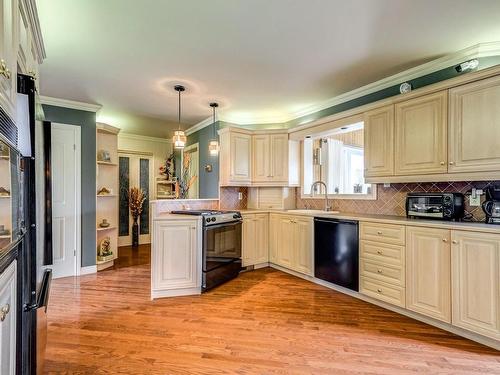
[482,186,500,224]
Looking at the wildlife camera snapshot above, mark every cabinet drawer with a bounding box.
[360,240,405,266]
[360,276,405,307]
[360,259,405,287]
[360,222,405,245]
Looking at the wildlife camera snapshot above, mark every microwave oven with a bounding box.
[406,193,465,221]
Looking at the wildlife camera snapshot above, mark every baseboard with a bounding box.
[151,287,201,300]
[269,263,500,351]
[80,265,97,275]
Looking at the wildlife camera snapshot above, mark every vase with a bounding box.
[132,217,139,248]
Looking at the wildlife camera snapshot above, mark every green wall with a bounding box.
[42,105,97,267]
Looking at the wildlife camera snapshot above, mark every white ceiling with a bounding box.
[38,0,500,133]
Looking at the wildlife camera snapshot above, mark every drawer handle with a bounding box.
[377,250,383,255]
[0,303,10,322]
[377,269,383,274]
[377,231,383,235]
[377,288,382,293]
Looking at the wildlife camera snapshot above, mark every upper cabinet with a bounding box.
[220,127,299,187]
[0,0,19,121]
[395,91,448,175]
[364,105,394,177]
[219,128,253,186]
[449,75,500,173]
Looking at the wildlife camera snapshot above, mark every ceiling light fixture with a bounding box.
[208,102,219,156]
[172,85,187,149]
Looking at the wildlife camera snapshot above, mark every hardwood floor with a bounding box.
[44,246,499,374]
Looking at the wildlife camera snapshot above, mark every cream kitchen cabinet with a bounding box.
[242,213,269,266]
[364,105,394,177]
[17,0,39,87]
[0,0,19,121]
[0,261,16,375]
[406,227,451,323]
[449,75,500,173]
[395,91,448,175]
[252,133,290,184]
[451,230,500,341]
[219,128,252,186]
[151,219,201,298]
[269,214,313,276]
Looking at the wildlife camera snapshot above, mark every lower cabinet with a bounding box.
[0,261,16,375]
[151,220,200,297]
[406,227,451,323]
[270,214,313,276]
[242,213,269,266]
[451,231,500,341]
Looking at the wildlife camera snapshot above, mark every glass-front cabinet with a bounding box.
[0,137,23,252]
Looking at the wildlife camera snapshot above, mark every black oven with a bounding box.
[202,220,242,291]
[406,193,464,221]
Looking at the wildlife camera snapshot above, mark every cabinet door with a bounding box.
[152,221,199,291]
[270,134,289,182]
[0,261,16,375]
[449,75,500,173]
[277,216,294,269]
[242,214,256,266]
[406,227,451,323]
[254,213,269,264]
[293,217,313,276]
[0,0,18,121]
[230,133,252,182]
[252,135,270,182]
[395,91,448,175]
[364,105,394,177]
[452,231,500,340]
[269,214,279,263]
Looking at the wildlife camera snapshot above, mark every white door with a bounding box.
[51,123,80,279]
[183,143,199,199]
[118,152,153,247]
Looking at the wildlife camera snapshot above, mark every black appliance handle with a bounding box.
[24,269,52,313]
[313,218,359,225]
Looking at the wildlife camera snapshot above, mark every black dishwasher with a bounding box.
[314,218,359,292]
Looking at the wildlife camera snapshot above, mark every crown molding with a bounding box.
[39,96,102,112]
[118,132,172,143]
[21,0,46,63]
[185,42,500,134]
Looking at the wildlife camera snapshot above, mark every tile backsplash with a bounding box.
[219,187,248,210]
[296,181,500,222]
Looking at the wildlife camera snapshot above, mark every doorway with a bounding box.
[118,151,153,247]
[50,123,81,279]
[183,143,199,199]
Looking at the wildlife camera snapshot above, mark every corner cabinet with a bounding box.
[395,91,448,175]
[219,128,252,186]
[406,227,451,323]
[451,231,500,341]
[151,219,201,298]
[0,261,16,375]
[449,75,500,173]
[242,213,269,266]
[364,105,394,177]
[252,133,292,185]
[0,0,19,121]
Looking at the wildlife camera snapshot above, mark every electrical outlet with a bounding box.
[469,194,481,207]
[383,183,391,188]
[238,192,243,200]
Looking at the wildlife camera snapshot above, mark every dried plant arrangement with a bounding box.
[129,187,146,221]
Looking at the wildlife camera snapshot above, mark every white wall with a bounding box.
[117,133,172,198]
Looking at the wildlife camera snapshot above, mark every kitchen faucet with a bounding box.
[310,181,332,211]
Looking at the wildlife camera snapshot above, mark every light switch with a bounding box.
[238,192,243,200]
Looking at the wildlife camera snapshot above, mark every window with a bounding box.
[302,122,375,199]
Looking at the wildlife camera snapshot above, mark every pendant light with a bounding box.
[172,85,187,149]
[208,102,219,156]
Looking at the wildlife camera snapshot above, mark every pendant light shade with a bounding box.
[172,85,186,149]
[208,102,219,156]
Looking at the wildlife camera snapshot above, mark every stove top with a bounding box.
[170,210,242,226]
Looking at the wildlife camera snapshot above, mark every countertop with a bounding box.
[239,209,500,234]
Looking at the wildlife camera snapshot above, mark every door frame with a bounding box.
[50,123,82,277]
[182,142,199,199]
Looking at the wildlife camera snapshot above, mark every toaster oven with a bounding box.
[406,193,465,221]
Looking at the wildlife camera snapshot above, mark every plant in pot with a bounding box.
[129,187,146,248]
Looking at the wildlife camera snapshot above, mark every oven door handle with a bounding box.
[203,221,242,231]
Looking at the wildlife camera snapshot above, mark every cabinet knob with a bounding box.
[377,231,383,235]
[0,303,10,322]
[0,59,10,79]
[440,161,445,165]
[377,288,382,293]
[442,238,448,243]
[449,161,454,165]
[377,250,383,255]
[452,240,458,244]
[377,269,383,274]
